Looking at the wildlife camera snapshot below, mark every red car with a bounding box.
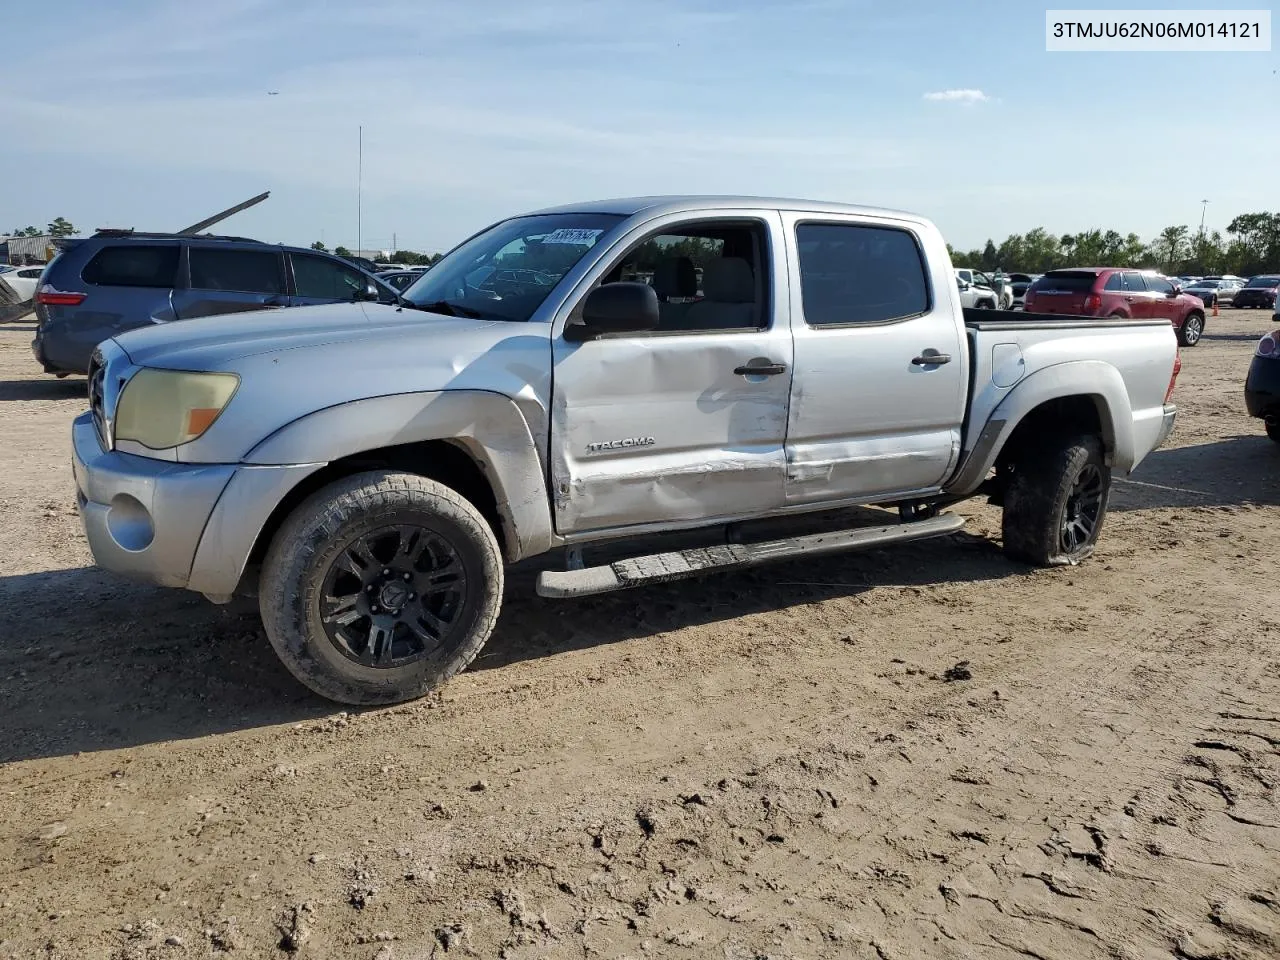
[1024,268,1208,346]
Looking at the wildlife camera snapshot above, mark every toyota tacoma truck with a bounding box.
[72,196,1180,705]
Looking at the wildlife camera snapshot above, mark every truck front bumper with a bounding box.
[72,412,322,597]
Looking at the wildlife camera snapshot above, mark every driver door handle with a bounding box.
[911,352,952,366]
[734,361,787,376]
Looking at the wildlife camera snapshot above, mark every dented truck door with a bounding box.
[780,212,967,504]
[549,210,793,535]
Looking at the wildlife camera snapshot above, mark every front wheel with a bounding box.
[1001,434,1111,566]
[1178,313,1204,347]
[260,471,504,705]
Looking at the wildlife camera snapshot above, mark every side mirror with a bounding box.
[1168,285,1181,297]
[957,279,971,291]
[566,282,659,341]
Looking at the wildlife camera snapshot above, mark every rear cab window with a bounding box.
[81,245,180,288]
[795,222,930,325]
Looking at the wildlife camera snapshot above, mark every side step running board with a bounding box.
[536,513,966,598]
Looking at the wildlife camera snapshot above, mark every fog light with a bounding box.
[106,494,154,552]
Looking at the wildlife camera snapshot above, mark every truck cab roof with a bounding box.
[524,195,927,223]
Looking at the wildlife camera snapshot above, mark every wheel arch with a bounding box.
[241,390,553,566]
[245,438,510,572]
[945,361,1134,497]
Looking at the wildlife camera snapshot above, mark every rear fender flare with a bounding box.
[946,361,1134,496]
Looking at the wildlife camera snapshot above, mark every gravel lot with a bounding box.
[1,310,1278,959]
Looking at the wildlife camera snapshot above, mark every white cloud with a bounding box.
[923,89,989,103]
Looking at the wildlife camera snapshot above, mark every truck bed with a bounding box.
[962,307,1173,330]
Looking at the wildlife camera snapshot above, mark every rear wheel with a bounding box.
[1266,420,1280,444]
[1178,313,1204,347]
[1002,434,1111,567]
[260,471,503,705]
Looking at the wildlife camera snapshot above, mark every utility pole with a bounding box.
[1199,199,1209,237]
[357,125,363,257]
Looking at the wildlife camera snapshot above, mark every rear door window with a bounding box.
[189,247,283,294]
[796,222,930,325]
[290,253,369,300]
[82,245,179,288]
[1104,273,1123,291]
[1122,273,1147,292]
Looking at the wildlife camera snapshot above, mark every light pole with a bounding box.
[357,125,363,259]
[1199,199,1209,237]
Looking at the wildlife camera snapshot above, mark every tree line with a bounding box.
[8,218,77,239]
[948,212,1280,277]
[310,241,443,265]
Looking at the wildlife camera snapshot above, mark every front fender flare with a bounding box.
[244,390,553,562]
[945,361,1134,497]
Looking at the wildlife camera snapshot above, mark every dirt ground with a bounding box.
[1,309,1278,960]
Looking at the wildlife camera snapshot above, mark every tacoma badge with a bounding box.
[586,437,656,453]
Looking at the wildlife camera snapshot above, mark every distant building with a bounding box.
[0,234,58,264]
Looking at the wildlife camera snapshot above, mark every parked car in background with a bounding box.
[1204,274,1246,285]
[1006,272,1040,310]
[1233,275,1280,310]
[32,232,401,376]
[955,268,1011,309]
[1024,267,1208,346]
[955,270,997,309]
[1182,278,1240,307]
[1175,275,1202,285]
[379,270,422,292]
[0,264,45,302]
[1245,326,1280,443]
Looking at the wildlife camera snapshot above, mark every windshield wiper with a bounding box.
[404,299,486,319]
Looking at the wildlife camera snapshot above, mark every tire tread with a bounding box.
[260,471,503,705]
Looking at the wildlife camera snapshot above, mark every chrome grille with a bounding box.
[88,354,107,448]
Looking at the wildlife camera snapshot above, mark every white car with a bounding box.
[0,264,43,302]
[954,269,998,309]
[955,268,1012,309]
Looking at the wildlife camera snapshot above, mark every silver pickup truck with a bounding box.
[72,196,1180,704]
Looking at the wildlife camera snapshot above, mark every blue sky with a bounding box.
[1,0,1276,253]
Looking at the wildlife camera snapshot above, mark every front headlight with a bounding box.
[114,369,240,450]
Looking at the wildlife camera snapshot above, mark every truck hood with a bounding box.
[114,302,491,369]
[107,302,555,464]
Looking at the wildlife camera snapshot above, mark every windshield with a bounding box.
[1245,277,1280,288]
[402,213,623,321]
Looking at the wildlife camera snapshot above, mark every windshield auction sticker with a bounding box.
[540,228,604,245]
[1046,9,1271,50]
